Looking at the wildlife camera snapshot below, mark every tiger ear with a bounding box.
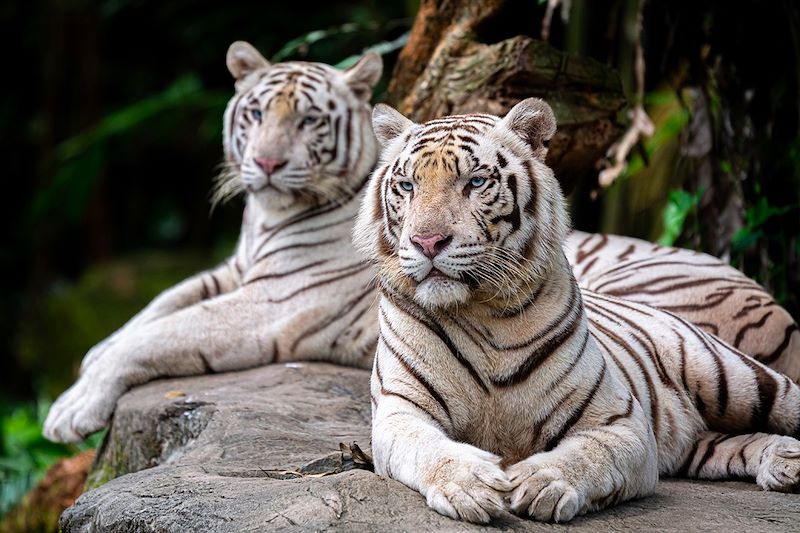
[227,41,270,83]
[372,104,414,147]
[500,98,556,160]
[344,53,383,101]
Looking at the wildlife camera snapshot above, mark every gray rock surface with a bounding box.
[62,363,800,532]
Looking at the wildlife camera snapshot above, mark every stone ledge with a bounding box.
[62,364,800,532]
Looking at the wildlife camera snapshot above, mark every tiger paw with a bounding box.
[43,372,122,443]
[507,462,583,523]
[757,436,800,493]
[423,443,512,524]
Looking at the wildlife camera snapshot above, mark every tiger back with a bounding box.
[566,231,800,380]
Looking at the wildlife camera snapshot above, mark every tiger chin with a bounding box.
[355,99,800,523]
[43,42,383,443]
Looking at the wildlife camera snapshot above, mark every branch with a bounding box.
[541,0,571,41]
[597,0,654,188]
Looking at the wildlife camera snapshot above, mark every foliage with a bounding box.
[731,196,795,254]
[0,400,103,518]
[657,188,704,247]
[31,75,230,225]
[272,19,411,65]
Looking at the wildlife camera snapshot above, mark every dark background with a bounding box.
[1,0,799,519]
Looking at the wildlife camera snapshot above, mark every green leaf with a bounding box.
[335,31,410,69]
[657,188,704,246]
[54,75,205,162]
[0,399,102,517]
[271,22,374,63]
[731,197,795,253]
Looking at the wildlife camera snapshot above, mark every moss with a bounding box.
[83,430,127,491]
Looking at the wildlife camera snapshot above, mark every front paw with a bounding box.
[507,461,582,523]
[424,443,512,524]
[43,374,122,443]
[757,436,800,493]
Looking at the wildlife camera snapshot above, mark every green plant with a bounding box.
[30,75,230,225]
[731,196,795,253]
[657,188,704,246]
[0,399,103,518]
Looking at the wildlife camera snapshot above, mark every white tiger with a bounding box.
[43,42,383,443]
[356,98,800,523]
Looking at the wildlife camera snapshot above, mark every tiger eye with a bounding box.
[469,177,487,188]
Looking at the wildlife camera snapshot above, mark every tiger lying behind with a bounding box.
[565,231,800,380]
[44,39,798,445]
[43,42,383,442]
[356,98,800,523]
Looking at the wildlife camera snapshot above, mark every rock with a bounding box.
[62,363,800,532]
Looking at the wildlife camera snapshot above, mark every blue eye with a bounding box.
[399,180,414,192]
[469,176,487,188]
[300,116,318,128]
[252,109,262,121]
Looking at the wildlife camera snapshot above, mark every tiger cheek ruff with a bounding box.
[356,98,800,524]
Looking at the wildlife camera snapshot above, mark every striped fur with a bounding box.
[565,230,800,381]
[357,99,800,523]
[43,42,383,443]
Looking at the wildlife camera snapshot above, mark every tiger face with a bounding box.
[355,98,568,310]
[220,41,382,210]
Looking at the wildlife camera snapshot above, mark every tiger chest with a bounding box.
[449,386,547,467]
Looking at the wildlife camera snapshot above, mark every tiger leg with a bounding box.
[678,431,800,492]
[507,423,658,521]
[370,346,512,524]
[44,285,289,443]
[371,399,512,524]
[79,258,241,372]
[507,373,659,522]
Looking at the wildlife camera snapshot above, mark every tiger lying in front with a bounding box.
[356,99,800,523]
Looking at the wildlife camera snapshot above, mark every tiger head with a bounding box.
[218,41,383,210]
[354,98,569,310]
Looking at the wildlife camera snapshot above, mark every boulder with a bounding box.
[62,363,800,532]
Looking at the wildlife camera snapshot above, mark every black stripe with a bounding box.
[545,360,607,451]
[379,325,452,421]
[387,290,490,393]
[267,263,370,304]
[374,354,442,426]
[491,308,582,387]
[244,260,328,285]
[255,237,340,263]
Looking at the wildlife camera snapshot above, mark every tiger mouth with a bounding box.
[422,268,451,281]
[245,183,272,193]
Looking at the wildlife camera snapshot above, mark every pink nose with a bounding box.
[410,234,453,259]
[254,157,287,175]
